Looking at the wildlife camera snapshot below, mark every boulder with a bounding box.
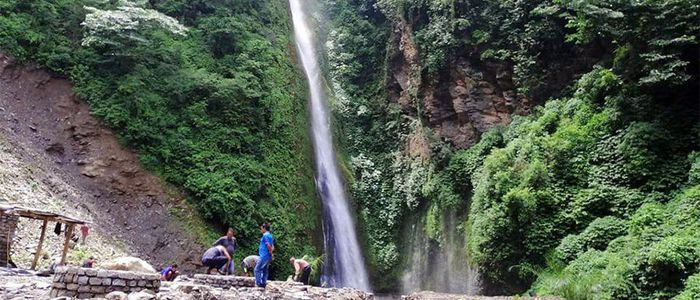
[127,291,155,300]
[105,291,128,300]
[99,257,156,273]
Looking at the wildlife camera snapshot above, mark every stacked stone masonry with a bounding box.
[0,213,18,267]
[192,274,256,289]
[50,266,160,298]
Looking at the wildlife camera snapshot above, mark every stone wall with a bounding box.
[0,212,19,267]
[50,266,160,298]
[192,274,255,289]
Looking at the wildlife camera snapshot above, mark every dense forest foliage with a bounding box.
[2,0,700,298]
[0,0,321,274]
[323,0,699,298]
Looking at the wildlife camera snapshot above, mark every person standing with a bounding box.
[241,255,259,277]
[79,223,90,245]
[213,228,236,275]
[255,223,274,288]
[289,257,312,285]
[201,245,231,275]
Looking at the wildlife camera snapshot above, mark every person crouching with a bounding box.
[201,245,231,275]
[160,263,179,281]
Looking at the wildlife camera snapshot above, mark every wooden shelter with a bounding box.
[0,204,87,270]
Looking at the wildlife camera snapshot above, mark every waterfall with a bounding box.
[289,0,371,291]
[401,210,481,294]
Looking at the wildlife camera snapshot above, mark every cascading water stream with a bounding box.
[289,0,371,291]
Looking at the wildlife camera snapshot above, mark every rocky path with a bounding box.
[0,52,207,271]
[0,268,374,300]
[0,269,560,300]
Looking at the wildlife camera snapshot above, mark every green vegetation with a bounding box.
[324,0,699,297]
[466,68,698,296]
[3,0,699,297]
[0,0,320,273]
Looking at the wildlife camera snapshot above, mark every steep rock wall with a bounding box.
[386,21,530,149]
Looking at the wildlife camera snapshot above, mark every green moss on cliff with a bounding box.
[325,0,698,297]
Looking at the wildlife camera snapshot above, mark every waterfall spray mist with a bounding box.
[401,210,481,294]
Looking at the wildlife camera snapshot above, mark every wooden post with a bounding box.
[60,223,74,265]
[31,219,48,270]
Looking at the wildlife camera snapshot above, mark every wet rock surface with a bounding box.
[386,23,530,149]
[421,59,530,148]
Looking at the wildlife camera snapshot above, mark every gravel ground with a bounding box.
[0,268,51,299]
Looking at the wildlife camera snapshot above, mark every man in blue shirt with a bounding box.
[255,222,275,287]
[160,263,178,281]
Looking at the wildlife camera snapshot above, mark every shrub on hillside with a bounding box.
[673,273,700,300]
[555,216,627,263]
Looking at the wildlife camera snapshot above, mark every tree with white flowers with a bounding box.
[81,0,187,53]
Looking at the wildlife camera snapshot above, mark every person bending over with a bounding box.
[201,245,231,275]
[289,257,312,285]
[241,255,259,277]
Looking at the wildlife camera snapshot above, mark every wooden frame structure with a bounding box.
[0,205,87,270]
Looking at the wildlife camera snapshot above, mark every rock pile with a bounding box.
[192,274,255,288]
[0,269,52,299]
[50,266,160,298]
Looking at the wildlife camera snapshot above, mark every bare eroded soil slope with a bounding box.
[0,53,207,271]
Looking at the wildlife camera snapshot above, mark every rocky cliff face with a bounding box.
[386,21,530,149]
[357,16,533,293]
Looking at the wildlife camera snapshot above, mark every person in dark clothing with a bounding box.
[201,245,231,274]
[213,228,236,275]
[289,257,312,285]
[160,264,179,281]
[81,256,95,268]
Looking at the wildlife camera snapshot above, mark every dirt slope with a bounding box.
[0,53,207,271]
